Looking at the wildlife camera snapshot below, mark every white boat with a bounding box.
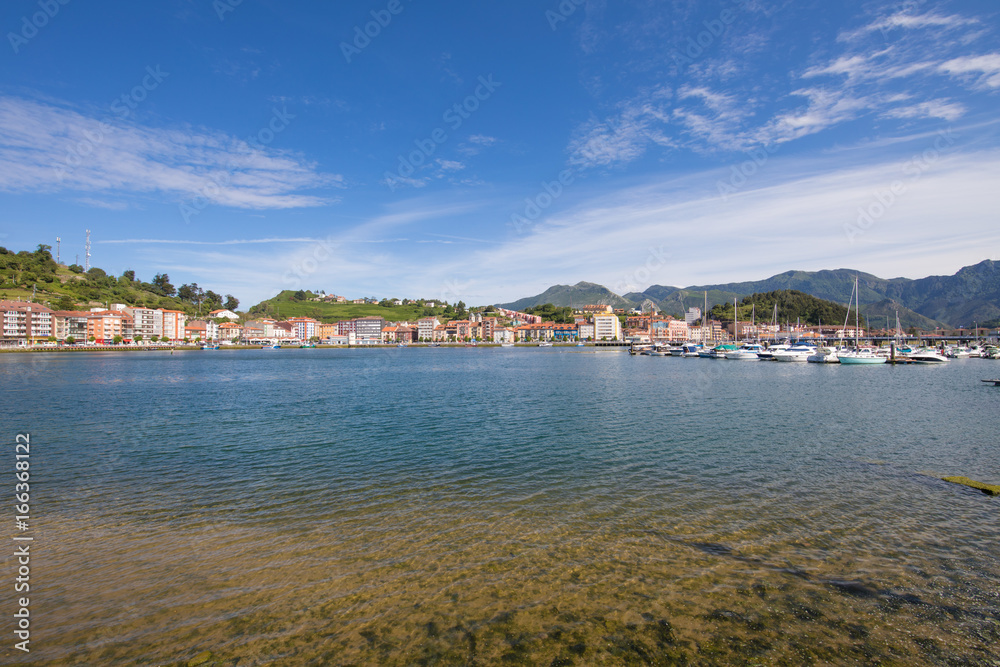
[500,342,514,347]
[772,343,816,362]
[538,341,553,347]
[807,346,841,363]
[839,348,886,364]
[680,343,703,357]
[908,349,949,363]
[834,276,884,364]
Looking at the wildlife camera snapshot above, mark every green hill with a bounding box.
[247,290,450,322]
[0,243,236,317]
[498,281,635,311]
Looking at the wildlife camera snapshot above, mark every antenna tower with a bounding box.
[85,230,91,271]
[56,237,61,264]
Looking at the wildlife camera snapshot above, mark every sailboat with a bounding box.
[839,276,886,365]
[726,298,760,359]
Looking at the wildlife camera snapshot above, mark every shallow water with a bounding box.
[2,348,999,665]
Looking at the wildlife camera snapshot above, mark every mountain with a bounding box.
[500,260,999,329]
[635,260,999,328]
[498,281,635,311]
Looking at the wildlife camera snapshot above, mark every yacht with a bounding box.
[838,348,887,364]
[907,348,949,363]
[772,343,816,362]
[807,346,841,363]
[725,344,763,360]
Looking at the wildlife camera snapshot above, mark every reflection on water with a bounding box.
[2,349,998,665]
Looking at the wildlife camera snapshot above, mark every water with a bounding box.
[2,348,999,665]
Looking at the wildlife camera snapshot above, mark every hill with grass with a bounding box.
[498,281,635,311]
[246,290,457,322]
[0,243,239,317]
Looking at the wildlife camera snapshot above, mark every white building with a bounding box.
[685,307,702,327]
[126,307,164,339]
[578,323,595,340]
[592,313,622,341]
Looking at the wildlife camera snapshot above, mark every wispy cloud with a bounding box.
[565,5,998,167]
[0,96,342,209]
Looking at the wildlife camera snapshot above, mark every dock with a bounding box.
[982,379,1000,386]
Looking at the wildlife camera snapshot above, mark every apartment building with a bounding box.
[0,301,53,346]
[593,313,622,341]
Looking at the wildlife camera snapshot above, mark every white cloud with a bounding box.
[0,96,342,209]
[938,54,1000,90]
[883,100,966,122]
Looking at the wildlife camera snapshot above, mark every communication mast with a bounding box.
[56,237,61,264]
[85,230,91,271]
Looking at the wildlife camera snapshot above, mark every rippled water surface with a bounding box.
[2,348,999,665]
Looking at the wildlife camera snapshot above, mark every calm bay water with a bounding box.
[2,348,999,665]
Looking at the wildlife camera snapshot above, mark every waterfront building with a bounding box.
[316,322,337,339]
[0,301,54,346]
[52,310,91,342]
[417,317,440,341]
[288,316,318,341]
[354,316,385,343]
[126,307,164,340]
[86,310,133,343]
[218,321,242,341]
[208,309,239,320]
[185,321,207,341]
[578,323,595,340]
[161,310,187,342]
[593,312,622,341]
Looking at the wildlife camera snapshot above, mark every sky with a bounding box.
[1,0,999,308]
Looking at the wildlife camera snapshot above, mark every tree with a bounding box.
[55,295,76,311]
[86,267,107,280]
[224,294,239,311]
[65,336,76,345]
[122,269,136,281]
[152,273,176,296]
[134,334,143,344]
[112,335,123,345]
[68,264,84,274]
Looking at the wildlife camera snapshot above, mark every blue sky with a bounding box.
[1,0,999,308]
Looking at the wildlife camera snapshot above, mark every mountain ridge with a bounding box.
[498,260,1000,329]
